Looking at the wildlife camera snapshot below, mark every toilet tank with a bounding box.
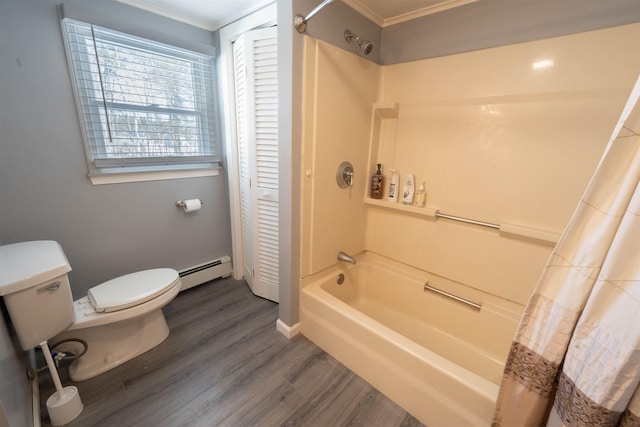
[0,241,75,350]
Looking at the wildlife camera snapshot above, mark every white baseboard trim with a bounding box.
[276,319,300,339]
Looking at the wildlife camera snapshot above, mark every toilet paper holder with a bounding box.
[175,199,203,208]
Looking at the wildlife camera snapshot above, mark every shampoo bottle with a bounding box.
[370,163,385,199]
[402,174,415,205]
[414,181,426,207]
[388,169,399,202]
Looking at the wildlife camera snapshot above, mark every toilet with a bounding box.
[0,240,182,381]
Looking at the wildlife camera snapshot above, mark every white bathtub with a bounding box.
[300,252,522,426]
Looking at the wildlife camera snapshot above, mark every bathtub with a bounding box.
[300,252,522,426]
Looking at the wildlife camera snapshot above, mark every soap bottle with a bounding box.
[370,163,385,199]
[402,174,415,205]
[414,181,426,207]
[388,169,399,203]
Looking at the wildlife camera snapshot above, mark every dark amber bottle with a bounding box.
[370,163,385,199]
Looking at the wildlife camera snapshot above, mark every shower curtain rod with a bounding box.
[294,0,337,34]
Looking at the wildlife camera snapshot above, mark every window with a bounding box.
[61,18,219,182]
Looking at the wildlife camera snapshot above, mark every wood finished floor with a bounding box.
[39,277,423,427]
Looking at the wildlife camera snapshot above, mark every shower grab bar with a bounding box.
[424,282,482,311]
[435,212,500,230]
[365,198,561,244]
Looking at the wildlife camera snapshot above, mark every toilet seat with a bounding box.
[88,268,179,313]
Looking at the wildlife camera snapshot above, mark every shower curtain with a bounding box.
[493,82,640,426]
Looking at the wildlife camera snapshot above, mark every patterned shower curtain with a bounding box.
[493,82,640,426]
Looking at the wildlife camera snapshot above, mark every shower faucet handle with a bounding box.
[336,161,354,189]
[343,167,353,187]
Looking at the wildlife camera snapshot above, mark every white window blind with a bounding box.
[61,18,219,172]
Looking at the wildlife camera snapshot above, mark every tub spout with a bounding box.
[337,251,356,265]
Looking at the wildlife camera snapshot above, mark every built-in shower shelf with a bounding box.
[364,198,438,218]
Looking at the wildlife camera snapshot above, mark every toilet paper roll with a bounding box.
[183,199,202,212]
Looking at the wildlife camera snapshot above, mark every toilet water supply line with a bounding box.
[32,338,88,376]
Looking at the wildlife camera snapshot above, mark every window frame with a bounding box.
[61,17,221,184]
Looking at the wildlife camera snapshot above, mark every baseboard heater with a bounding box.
[178,256,232,291]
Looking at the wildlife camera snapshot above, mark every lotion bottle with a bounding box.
[388,169,399,202]
[414,181,426,207]
[370,163,385,199]
[402,174,415,205]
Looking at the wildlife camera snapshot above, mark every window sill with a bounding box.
[88,166,220,185]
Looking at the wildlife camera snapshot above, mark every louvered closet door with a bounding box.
[233,26,279,302]
[233,34,254,291]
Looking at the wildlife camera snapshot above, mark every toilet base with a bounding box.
[54,309,170,381]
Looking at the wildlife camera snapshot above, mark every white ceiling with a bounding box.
[115,0,274,30]
[116,0,478,31]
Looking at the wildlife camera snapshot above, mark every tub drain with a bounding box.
[337,274,345,285]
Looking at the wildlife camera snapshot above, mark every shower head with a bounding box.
[357,38,374,56]
[344,29,373,56]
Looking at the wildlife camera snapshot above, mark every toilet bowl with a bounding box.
[53,268,181,381]
[0,241,182,381]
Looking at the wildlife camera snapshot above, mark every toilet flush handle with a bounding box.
[37,282,61,293]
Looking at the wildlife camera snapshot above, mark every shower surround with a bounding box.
[299,23,640,425]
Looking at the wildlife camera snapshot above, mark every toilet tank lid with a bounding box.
[0,241,71,296]
[88,268,180,313]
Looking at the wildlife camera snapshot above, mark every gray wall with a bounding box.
[0,1,230,422]
[0,0,232,301]
[284,0,640,66]
[381,0,640,64]
[277,0,378,327]
[277,0,299,328]
[0,308,32,427]
[301,0,382,63]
